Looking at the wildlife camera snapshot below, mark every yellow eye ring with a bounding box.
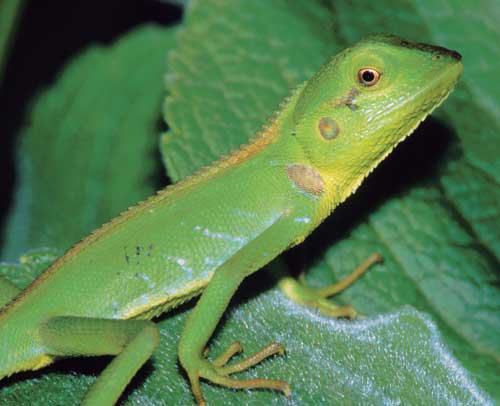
[358,68,381,86]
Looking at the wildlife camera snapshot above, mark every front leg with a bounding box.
[178,216,292,405]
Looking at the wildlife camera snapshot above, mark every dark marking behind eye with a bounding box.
[332,88,359,110]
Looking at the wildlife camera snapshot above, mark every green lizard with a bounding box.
[0,34,462,405]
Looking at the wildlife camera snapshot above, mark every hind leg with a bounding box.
[40,316,160,406]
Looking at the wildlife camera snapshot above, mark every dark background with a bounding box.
[0,0,182,241]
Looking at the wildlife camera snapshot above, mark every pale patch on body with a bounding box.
[194,225,247,246]
[286,164,325,196]
[294,216,311,224]
[162,255,194,277]
[118,213,284,320]
[140,273,156,289]
[231,208,259,220]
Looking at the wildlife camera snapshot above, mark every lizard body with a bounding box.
[0,34,462,405]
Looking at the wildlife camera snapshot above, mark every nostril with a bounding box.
[439,49,461,61]
[433,50,461,62]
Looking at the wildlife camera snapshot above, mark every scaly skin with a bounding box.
[0,34,462,405]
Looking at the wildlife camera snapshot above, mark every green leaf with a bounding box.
[1,0,497,405]
[0,22,178,405]
[0,0,25,79]
[0,254,490,405]
[1,25,177,261]
[150,293,492,406]
[0,247,59,289]
[321,0,500,398]
[159,0,498,403]
[332,0,500,260]
[161,0,338,181]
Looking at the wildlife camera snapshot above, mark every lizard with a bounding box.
[0,34,462,405]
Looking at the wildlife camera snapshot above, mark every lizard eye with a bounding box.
[358,68,380,86]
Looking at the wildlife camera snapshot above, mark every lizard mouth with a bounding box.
[406,59,462,112]
[395,57,463,146]
[342,55,463,202]
[388,57,463,155]
[365,57,462,140]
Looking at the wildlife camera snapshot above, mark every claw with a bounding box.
[205,371,291,398]
[188,371,205,406]
[186,341,290,405]
[219,342,284,375]
[213,341,243,367]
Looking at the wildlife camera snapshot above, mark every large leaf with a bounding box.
[161,0,337,180]
[0,0,25,79]
[1,1,497,405]
[0,24,178,403]
[332,0,500,260]
[0,254,491,405]
[322,0,500,397]
[1,25,176,260]
[159,0,497,404]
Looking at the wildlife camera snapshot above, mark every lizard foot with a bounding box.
[187,341,290,406]
[279,252,383,319]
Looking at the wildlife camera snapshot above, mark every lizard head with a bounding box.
[291,34,463,203]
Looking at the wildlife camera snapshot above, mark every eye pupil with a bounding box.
[358,68,380,86]
[362,70,375,82]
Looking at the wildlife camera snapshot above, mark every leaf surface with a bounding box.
[0,0,25,78]
[325,0,500,397]
[0,23,177,405]
[159,0,497,404]
[1,0,498,405]
[0,254,490,405]
[1,25,176,260]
